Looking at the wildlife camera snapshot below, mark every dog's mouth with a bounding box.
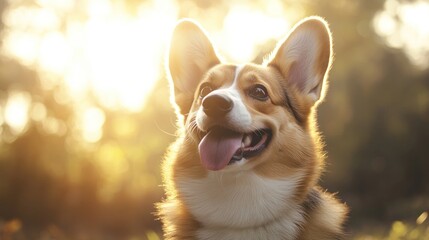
[198,126,272,171]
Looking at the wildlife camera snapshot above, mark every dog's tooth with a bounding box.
[243,134,252,147]
[232,146,244,161]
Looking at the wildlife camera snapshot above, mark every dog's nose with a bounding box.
[202,94,233,117]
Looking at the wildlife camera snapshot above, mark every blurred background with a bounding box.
[0,0,428,239]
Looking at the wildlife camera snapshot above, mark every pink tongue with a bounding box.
[198,127,243,171]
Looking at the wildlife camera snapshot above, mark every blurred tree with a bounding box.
[302,0,429,228]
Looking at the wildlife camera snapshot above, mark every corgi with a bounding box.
[158,16,348,240]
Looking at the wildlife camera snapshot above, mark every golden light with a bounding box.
[373,0,429,69]
[39,32,69,74]
[79,106,105,143]
[42,117,67,136]
[66,0,178,111]
[95,141,129,201]
[0,106,3,127]
[4,92,31,136]
[2,31,39,66]
[416,211,428,225]
[216,4,290,63]
[2,0,178,113]
[30,102,47,122]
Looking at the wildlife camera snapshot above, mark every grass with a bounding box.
[1,214,428,239]
[354,212,429,240]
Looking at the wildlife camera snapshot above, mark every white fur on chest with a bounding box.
[177,171,304,239]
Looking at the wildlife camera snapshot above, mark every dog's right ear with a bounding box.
[268,17,332,107]
[167,19,220,116]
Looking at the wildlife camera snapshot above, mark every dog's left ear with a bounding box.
[268,17,332,105]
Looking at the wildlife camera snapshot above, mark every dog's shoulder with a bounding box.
[298,187,348,239]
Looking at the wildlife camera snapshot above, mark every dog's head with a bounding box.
[167,17,332,176]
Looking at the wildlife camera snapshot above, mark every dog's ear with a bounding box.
[268,17,332,106]
[168,19,221,116]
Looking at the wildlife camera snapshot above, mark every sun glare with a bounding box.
[4,92,31,136]
[79,106,105,143]
[374,0,429,69]
[217,4,290,63]
[2,0,178,113]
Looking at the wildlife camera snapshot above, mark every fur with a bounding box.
[158,16,348,240]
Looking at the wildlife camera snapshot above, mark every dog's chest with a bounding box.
[177,171,303,238]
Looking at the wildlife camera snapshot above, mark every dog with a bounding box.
[158,16,348,240]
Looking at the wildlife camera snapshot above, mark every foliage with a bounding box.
[354,220,429,240]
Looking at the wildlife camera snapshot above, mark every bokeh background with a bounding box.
[0,0,428,239]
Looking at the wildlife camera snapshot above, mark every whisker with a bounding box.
[248,124,260,134]
[154,120,179,137]
[186,120,202,138]
[218,172,225,187]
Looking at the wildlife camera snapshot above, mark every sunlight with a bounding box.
[79,106,105,143]
[0,106,3,127]
[2,0,178,113]
[69,0,178,111]
[95,141,128,201]
[30,102,47,122]
[39,32,70,74]
[36,0,74,11]
[416,212,428,225]
[2,5,60,66]
[2,32,39,66]
[373,0,429,69]
[43,117,67,136]
[4,92,31,135]
[219,3,290,62]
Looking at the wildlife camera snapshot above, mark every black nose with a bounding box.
[202,94,233,117]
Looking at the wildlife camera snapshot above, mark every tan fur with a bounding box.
[158,16,348,239]
[298,188,349,239]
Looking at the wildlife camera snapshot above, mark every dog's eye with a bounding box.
[199,83,213,98]
[248,84,269,101]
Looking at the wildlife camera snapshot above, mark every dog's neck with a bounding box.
[195,208,304,240]
[176,170,307,239]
